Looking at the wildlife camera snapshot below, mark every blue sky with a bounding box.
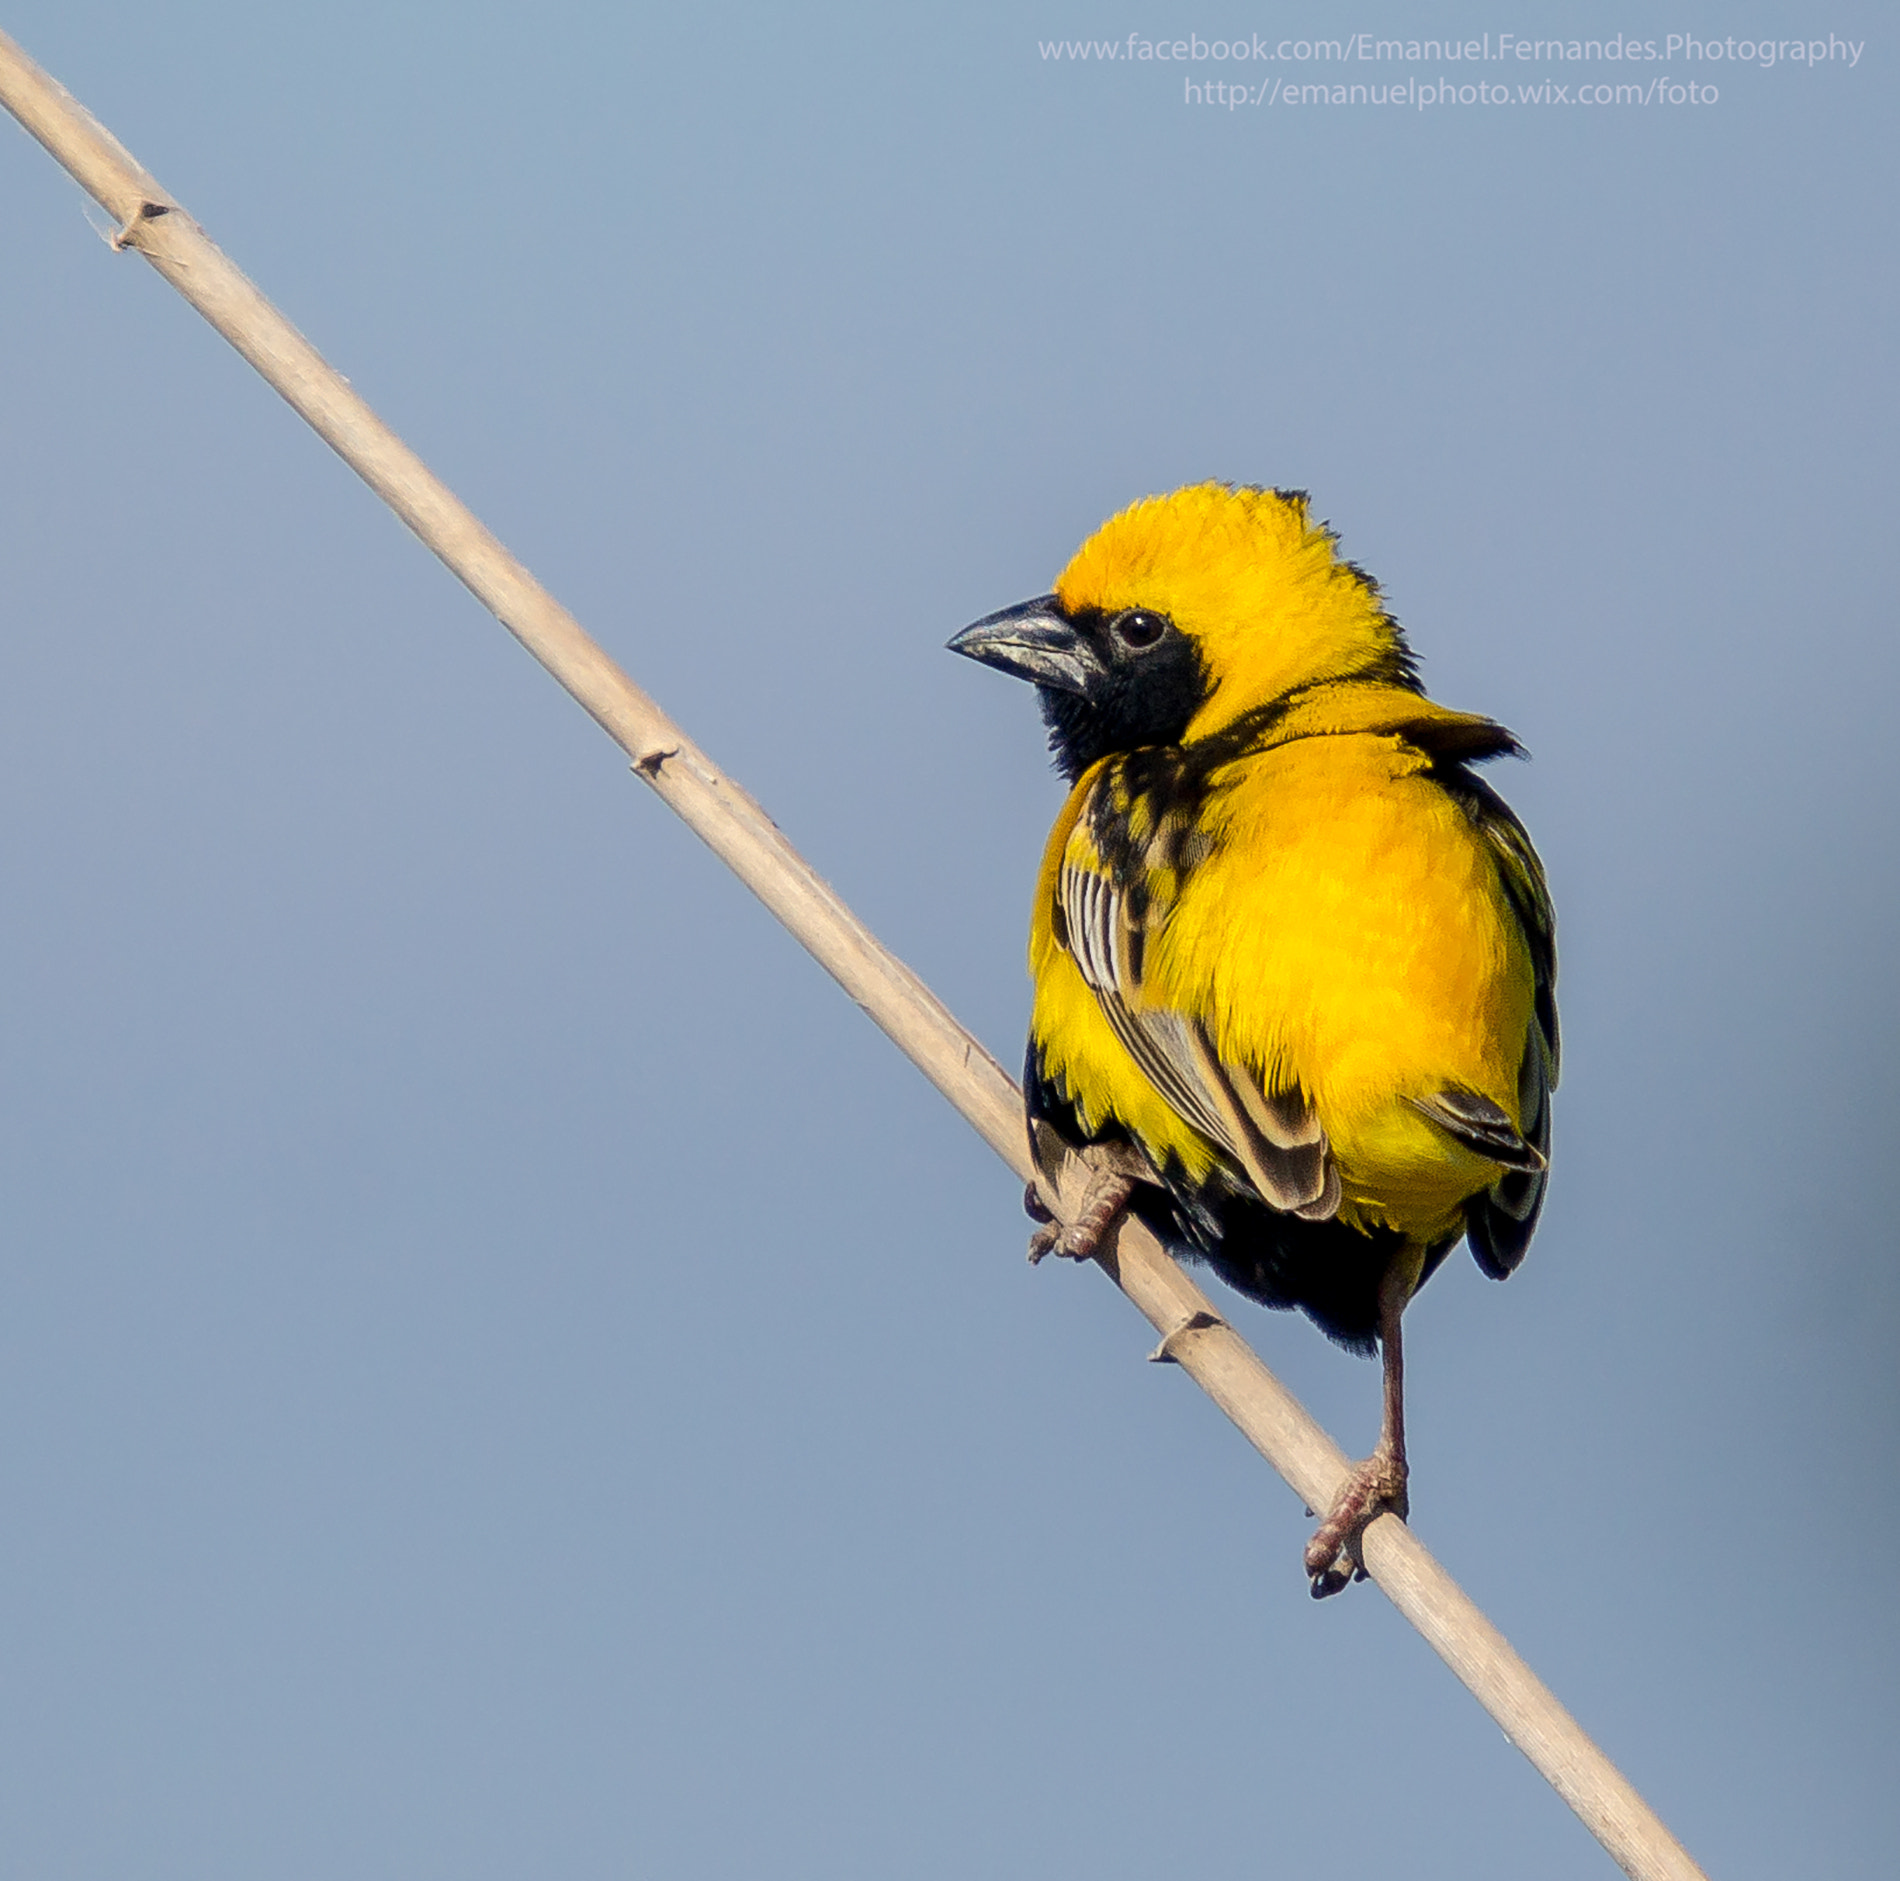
[1,5,1893,1876]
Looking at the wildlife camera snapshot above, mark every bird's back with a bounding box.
[1156,720,1539,1244]
[1028,679,1548,1258]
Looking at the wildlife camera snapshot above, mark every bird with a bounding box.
[948,483,1556,1596]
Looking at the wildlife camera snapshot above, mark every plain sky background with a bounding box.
[1,5,1893,1877]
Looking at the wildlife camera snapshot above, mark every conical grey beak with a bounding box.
[947,596,1102,697]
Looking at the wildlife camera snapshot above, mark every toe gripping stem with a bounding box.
[1024,1144,1149,1265]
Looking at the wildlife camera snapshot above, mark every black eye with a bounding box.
[1112,609,1168,650]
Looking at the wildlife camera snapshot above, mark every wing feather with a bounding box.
[1056,786,1339,1222]
[1057,849,1232,1148]
[1444,771,1559,1277]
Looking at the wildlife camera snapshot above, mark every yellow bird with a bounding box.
[950,483,1557,1595]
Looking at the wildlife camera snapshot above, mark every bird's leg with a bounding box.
[1305,1251,1422,1598]
[1026,1143,1148,1264]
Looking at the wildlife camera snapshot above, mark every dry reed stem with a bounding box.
[0,29,1708,1881]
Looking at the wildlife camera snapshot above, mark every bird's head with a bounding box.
[949,483,1417,779]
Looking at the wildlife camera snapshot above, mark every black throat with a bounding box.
[1038,606,1211,781]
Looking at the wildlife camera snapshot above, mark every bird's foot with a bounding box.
[1027,1173,1134,1263]
[1025,1148,1146,1265]
[1304,1448,1409,1598]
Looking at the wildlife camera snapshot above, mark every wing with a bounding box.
[1444,770,1559,1278]
[1056,781,1340,1221]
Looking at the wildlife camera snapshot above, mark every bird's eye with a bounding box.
[1112,609,1168,650]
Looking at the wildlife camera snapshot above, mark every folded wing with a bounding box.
[1057,807,1339,1222]
[1444,771,1560,1278]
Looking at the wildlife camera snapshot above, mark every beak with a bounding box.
[947,595,1103,697]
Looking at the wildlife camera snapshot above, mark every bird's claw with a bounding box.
[1026,1218,1107,1265]
[1307,1556,1369,1600]
[1303,1450,1408,1598]
[1023,1157,1141,1267]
